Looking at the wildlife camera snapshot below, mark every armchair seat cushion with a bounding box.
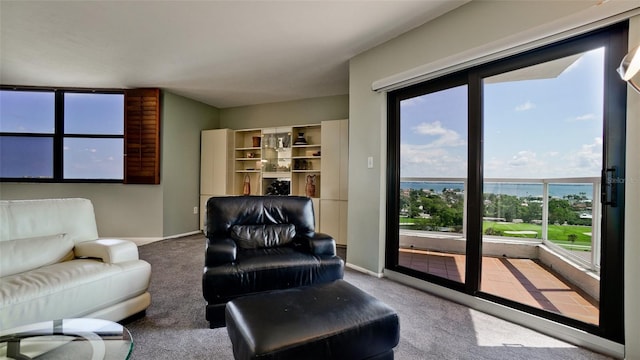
[203,247,344,302]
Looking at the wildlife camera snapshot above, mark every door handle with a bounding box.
[601,167,618,207]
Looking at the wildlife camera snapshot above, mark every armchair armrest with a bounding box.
[205,237,237,266]
[297,232,336,256]
[74,239,139,264]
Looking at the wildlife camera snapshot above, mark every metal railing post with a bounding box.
[542,181,549,241]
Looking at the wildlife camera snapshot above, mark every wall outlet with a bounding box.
[193,206,199,214]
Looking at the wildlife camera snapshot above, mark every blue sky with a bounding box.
[400,47,605,179]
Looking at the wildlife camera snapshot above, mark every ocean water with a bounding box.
[400,182,593,200]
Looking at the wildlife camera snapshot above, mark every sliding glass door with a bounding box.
[397,83,468,285]
[386,22,627,342]
[481,47,605,325]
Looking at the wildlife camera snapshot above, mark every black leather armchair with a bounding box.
[203,195,344,328]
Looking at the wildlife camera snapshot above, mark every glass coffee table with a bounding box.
[0,318,132,360]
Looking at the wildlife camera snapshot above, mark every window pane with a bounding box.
[63,138,123,179]
[398,85,468,283]
[481,48,604,325]
[64,93,124,135]
[0,136,53,178]
[0,90,55,133]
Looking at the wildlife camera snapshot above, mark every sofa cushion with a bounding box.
[230,224,296,249]
[0,198,99,244]
[0,233,74,277]
[0,258,151,330]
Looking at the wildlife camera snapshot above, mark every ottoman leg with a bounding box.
[206,303,227,328]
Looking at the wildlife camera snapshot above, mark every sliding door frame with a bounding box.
[385,21,627,343]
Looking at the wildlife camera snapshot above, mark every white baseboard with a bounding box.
[345,262,384,278]
[125,238,161,246]
[119,230,203,246]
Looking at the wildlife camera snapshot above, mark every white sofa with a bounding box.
[0,198,151,330]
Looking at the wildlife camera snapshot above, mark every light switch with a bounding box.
[367,156,373,169]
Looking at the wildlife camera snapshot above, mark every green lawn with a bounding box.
[399,217,591,250]
[482,222,591,244]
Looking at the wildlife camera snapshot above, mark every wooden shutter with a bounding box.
[124,88,160,184]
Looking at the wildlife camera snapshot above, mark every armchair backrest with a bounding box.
[205,196,316,240]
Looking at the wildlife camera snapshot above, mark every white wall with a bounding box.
[624,14,640,360]
[220,95,348,130]
[0,182,163,238]
[348,0,639,357]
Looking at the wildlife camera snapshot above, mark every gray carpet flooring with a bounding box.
[125,234,611,359]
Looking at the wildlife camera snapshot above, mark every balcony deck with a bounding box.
[398,248,599,325]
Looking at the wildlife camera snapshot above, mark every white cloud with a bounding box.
[571,113,597,122]
[412,121,466,148]
[515,101,535,111]
[400,143,467,177]
[573,138,602,170]
[508,150,541,167]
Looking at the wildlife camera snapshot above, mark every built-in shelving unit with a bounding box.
[234,129,263,195]
[229,125,323,198]
[201,120,348,244]
[291,124,321,198]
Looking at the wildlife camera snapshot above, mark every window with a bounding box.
[0,90,55,179]
[0,87,160,183]
[386,22,627,342]
[63,92,124,180]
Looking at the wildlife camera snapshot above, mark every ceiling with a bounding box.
[0,0,468,108]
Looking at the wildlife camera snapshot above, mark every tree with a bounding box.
[549,198,576,224]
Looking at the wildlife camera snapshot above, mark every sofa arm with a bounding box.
[298,232,337,256]
[75,239,139,264]
[205,237,237,266]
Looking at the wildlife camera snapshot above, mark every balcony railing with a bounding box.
[400,176,601,272]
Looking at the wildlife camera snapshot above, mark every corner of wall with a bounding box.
[624,14,640,360]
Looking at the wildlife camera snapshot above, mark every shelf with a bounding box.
[292,144,321,148]
[227,123,331,198]
[292,156,321,159]
[262,172,291,179]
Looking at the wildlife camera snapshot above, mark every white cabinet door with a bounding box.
[320,199,347,246]
[321,120,345,200]
[201,129,233,195]
[320,119,348,246]
[200,129,233,229]
[339,119,349,200]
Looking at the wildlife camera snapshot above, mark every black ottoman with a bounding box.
[225,279,400,360]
